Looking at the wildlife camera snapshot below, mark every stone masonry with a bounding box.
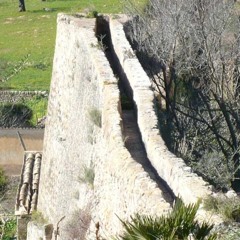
[27,14,222,240]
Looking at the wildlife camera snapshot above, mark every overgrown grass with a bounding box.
[203,195,240,222]
[0,96,47,127]
[0,0,146,91]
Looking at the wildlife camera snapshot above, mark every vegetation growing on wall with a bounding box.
[125,0,240,191]
[31,210,48,226]
[89,108,102,128]
[78,163,95,188]
[64,208,91,240]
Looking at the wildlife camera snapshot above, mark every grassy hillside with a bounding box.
[0,0,146,125]
[0,0,145,91]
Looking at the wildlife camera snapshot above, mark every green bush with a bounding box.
[23,95,48,126]
[0,167,8,193]
[116,198,217,240]
[1,218,17,240]
[0,103,32,127]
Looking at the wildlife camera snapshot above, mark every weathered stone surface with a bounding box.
[29,14,172,240]
[27,13,224,240]
[109,16,222,223]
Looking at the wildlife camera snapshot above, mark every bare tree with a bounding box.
[124,0,240,190]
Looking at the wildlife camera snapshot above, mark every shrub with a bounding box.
[1,218,17,240]
[23,95,48,126]
[125,0,240,191]
[0,167,8,193]
[203,195,240,222]
[0,103,32,127]
[116,198,217,240]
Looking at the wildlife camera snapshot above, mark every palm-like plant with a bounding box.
[116,198,217,240]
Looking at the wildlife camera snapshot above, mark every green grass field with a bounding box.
[0,0,146,125]
[0,0,146,91]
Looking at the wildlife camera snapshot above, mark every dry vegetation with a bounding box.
[125,0,240,191]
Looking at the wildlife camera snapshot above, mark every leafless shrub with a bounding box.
[124,0,240,190]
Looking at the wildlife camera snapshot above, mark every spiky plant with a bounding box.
[116,198,217,240]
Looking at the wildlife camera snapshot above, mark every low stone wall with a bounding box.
[0,91,48,103]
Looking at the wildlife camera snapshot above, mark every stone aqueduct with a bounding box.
[24,14,223,239]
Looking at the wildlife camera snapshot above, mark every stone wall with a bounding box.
[37,15,103,240]
[0,91,47,103]
[91,73,171,238]
[34,14,172,240]
[29,14,222,240]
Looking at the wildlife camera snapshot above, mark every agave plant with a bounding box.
[116,198,217,240]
